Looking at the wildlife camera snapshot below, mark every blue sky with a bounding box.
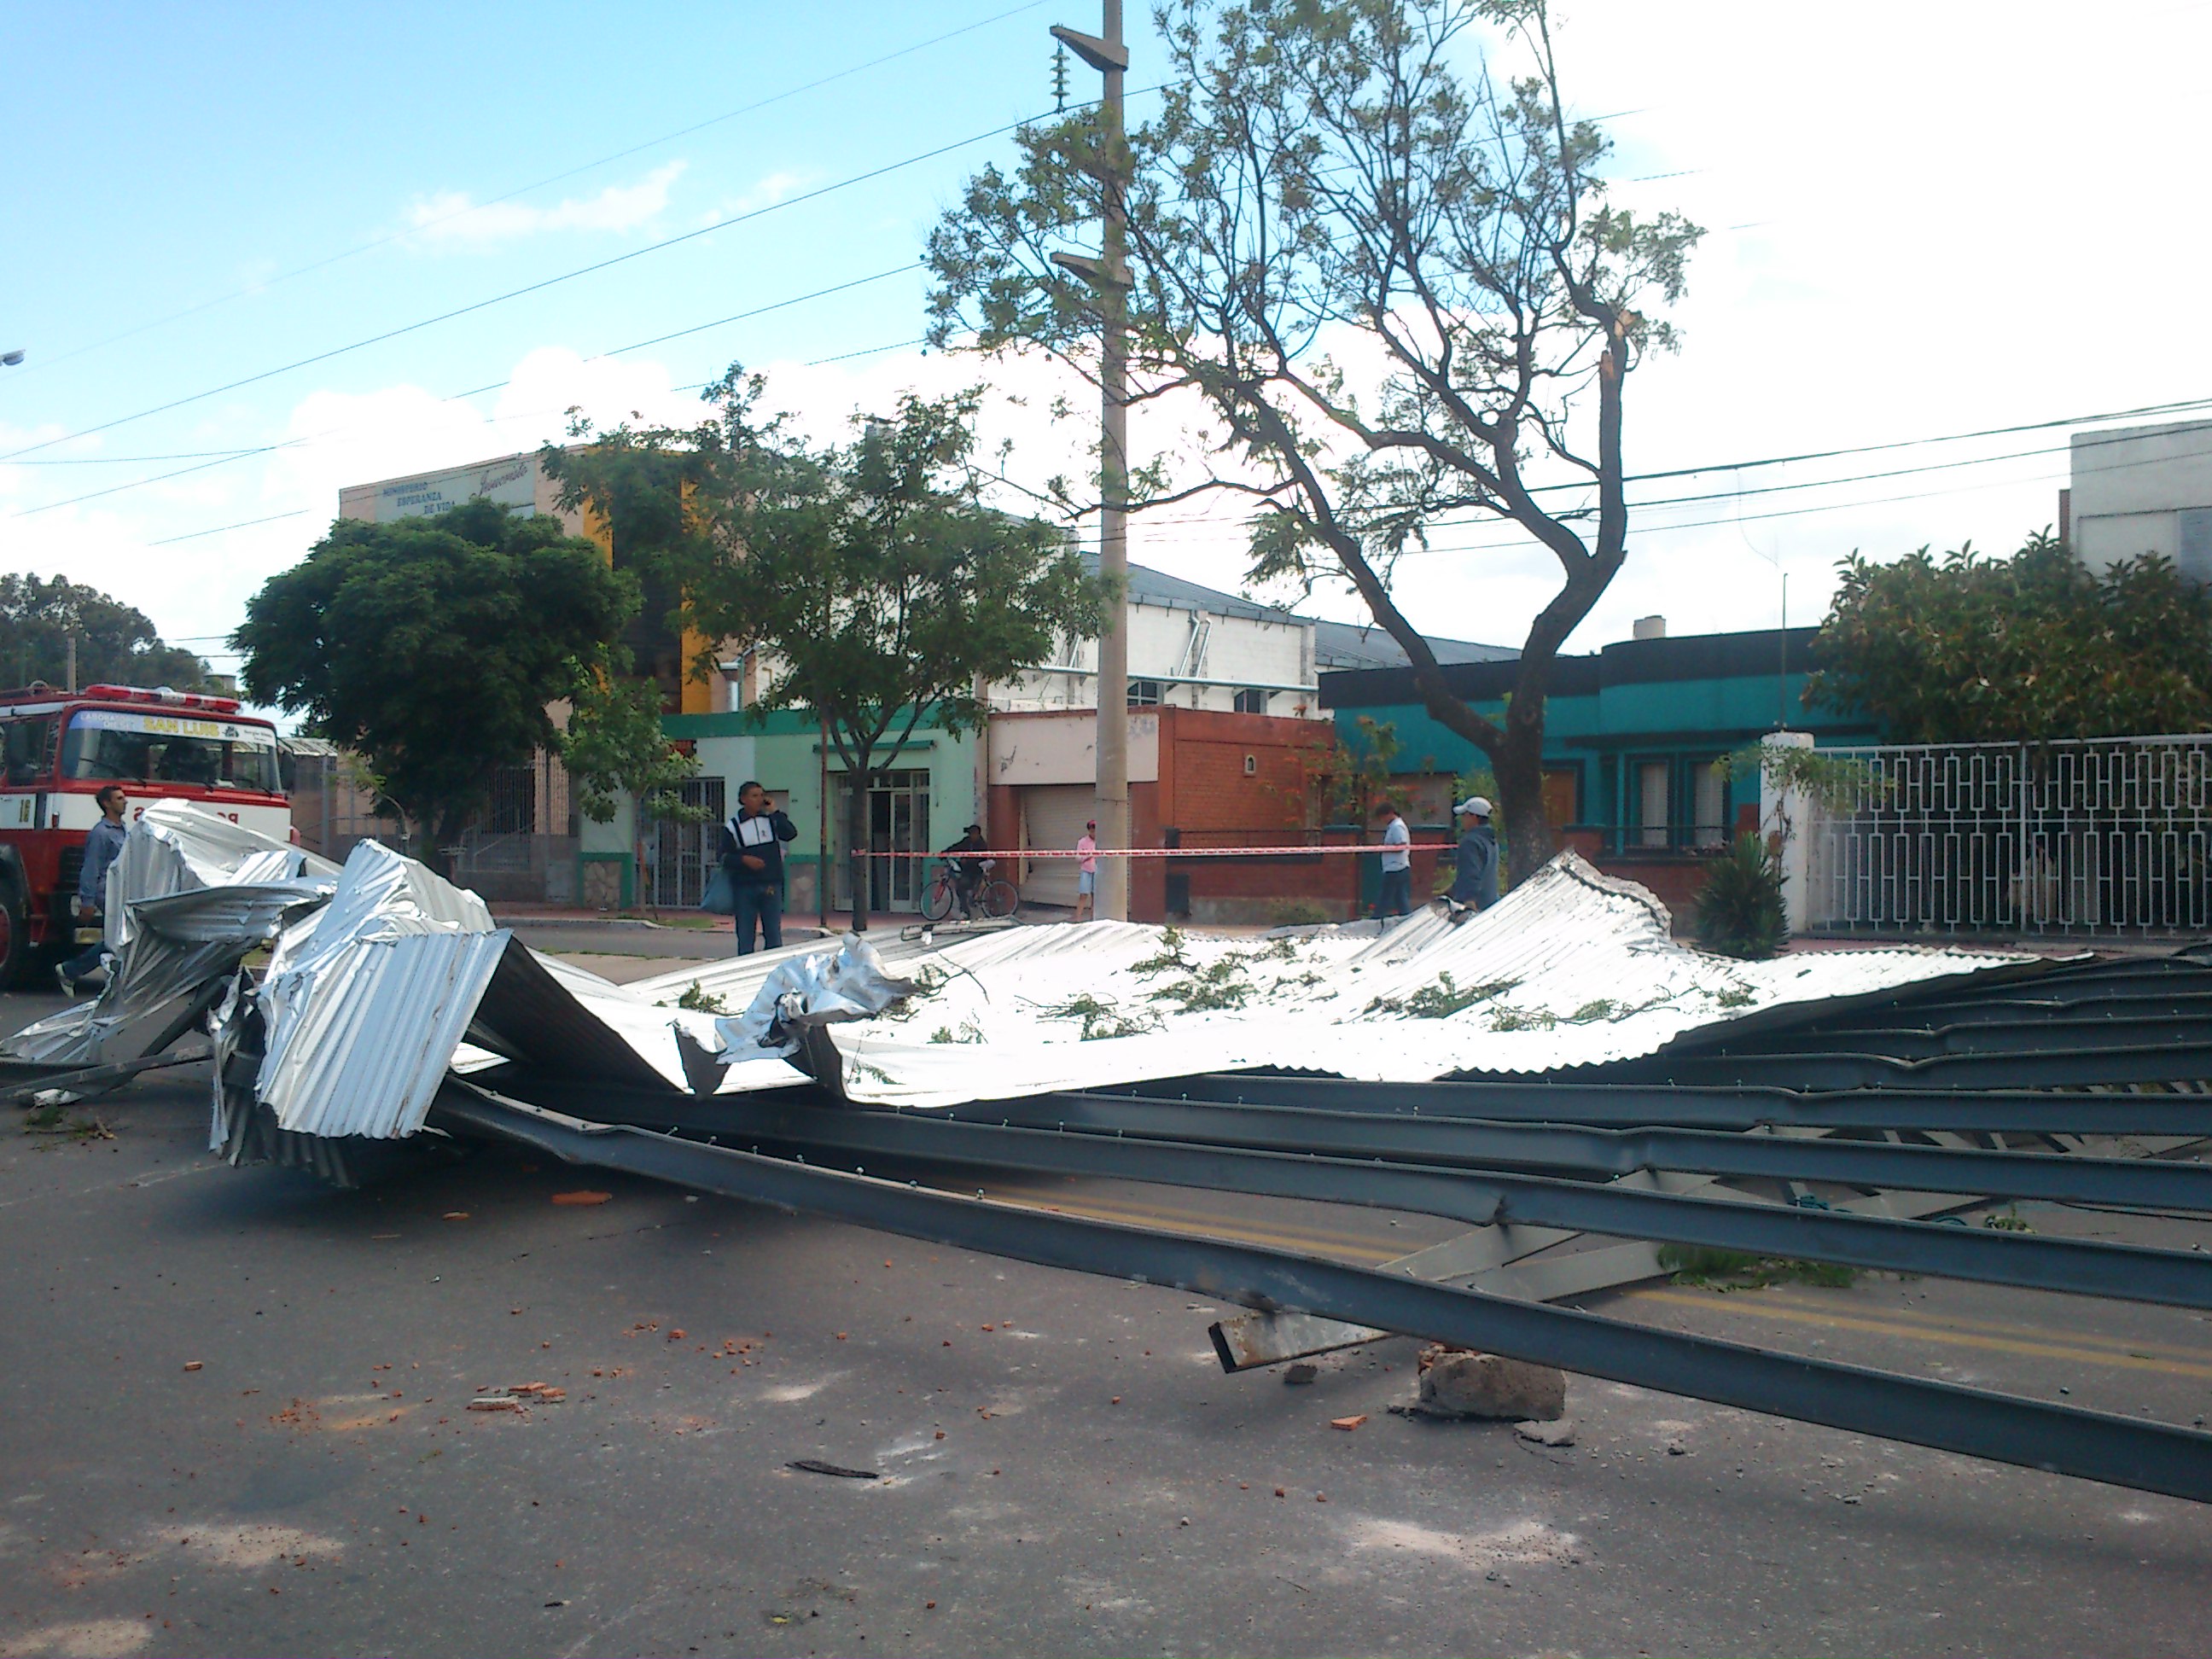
[7,0,2212,691]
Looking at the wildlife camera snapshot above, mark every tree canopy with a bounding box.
[1804,532,2212,744]
[232,498,636,864]
[0,573,214,691]
[544,372,1109,926]
[926,0,1698,876]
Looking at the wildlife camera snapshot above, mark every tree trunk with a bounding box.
[846,763,872,934]
[423,803,466,882]
[1492,721,1556,891]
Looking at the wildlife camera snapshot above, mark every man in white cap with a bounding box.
[1451,796,1499,911]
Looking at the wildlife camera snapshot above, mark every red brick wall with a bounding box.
[1144,708,1359,923]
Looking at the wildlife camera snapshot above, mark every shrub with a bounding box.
[1696,832,1788,960]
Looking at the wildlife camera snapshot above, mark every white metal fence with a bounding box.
[1806,735,2212,937]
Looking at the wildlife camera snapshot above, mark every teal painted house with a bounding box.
[579,706,981,915]
[1319,625,1876,855]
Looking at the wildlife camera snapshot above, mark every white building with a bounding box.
[987,557,1511,719]
[2067,419,2212,582]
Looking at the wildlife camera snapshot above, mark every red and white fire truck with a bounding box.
[0,683,291,983]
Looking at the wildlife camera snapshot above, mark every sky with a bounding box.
[6,0,2212,704]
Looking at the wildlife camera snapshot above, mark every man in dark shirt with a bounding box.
[941,824,989,918]
[57,783,129,994]
[716,780,798,955]
[1450,795,1500,911]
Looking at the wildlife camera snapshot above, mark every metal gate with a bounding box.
[1807,735,2212,936]
[648,778,727,910]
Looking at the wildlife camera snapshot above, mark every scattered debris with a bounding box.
[550,1190,612,1207]
[788,1459,879,1481]
[1282,1362,1318,1386]
[1666,1439,1688,1457]
[1515,1418,1576,1447]
[182,1361,204,1373]
[1415,1347,1566,1422]
[1330,1414,1368,1431]
[1659,1244,1856,1290]
[466,1397,522,1413]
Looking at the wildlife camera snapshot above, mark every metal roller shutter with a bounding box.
[1019,784,1095,909]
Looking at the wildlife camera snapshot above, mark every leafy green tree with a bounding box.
[927,0,1699,882]
[233,498,636,872]
[1805,531,2212,742]
[561,654,705,913]
[0,573,214,691]
[545,374,1109,929]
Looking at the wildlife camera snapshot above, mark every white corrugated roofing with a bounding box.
[700,855,2024,1108]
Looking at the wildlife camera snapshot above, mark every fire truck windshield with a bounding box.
[59,707,281,794]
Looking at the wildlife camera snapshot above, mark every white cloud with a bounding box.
[694,170,814,227]
[402,161,687,249]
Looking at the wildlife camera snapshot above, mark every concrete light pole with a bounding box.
[1050,2,1132,921]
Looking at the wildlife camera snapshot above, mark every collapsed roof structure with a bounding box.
[10,803,2211,1504]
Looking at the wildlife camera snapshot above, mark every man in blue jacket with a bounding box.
[57,783,130,994]
[1450,795,1500,911]
[717,780,798,955]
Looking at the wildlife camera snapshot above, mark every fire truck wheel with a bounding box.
[0,886,26,990]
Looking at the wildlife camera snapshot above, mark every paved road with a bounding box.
[1,987,2207,1657]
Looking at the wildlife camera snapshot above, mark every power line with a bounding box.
[148,509,309,545]
[2,1,1052,387]
[3,262,950,519]
[802,337,928,367]
[1,95,1124,465]
[3,446,268,467]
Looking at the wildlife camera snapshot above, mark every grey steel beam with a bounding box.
[1863,992,2212,1027]
[1683,1015,2212,1062]
[1614,1044,2212,1091]
[633,1092,2212,1310]
[428,1081,2212,1505]
[1111,1073,2212,1136]
[972,1090,2212,1211]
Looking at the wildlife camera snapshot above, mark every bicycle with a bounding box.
[920,858,1019,923]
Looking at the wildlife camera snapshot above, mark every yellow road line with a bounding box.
[1627,1288,2212,1380]
[974,1185,1411,1263]
[1749,1287,2212,1365]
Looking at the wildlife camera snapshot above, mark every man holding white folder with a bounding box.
[716,779,798,954]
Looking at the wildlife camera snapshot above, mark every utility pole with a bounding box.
[64,632,76,694]
[1051,2,1132,921]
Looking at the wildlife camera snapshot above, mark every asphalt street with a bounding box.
[2,984,2209,1657]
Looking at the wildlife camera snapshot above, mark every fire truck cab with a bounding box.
[0,683,290,984]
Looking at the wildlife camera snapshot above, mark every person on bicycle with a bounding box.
[942,823,990,917]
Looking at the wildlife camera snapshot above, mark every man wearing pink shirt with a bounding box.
[1074,820,1098,923]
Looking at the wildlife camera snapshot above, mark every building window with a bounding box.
[1636,760,1670,849]
[1232,687,1272,714]
[1128,679,1163,707]
[1692,758,1727,847]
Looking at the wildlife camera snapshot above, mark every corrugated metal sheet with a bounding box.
[104,800,340,949]
[702,854,2028,1109]
[257,928,510,1138]
[253,840,509,1138]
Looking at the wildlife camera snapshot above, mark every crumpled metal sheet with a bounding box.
[253,840,508,1139]
[701,853,2029,1109]
[3,870,337,1068]
[103,799,339,950]
[713,933,922,1057]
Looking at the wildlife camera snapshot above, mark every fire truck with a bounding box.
[0,683,291,985]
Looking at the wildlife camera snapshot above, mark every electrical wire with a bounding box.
[147,509,310,545]
[0,92,1134,465]
[3,0,1053,386]
[3,262,935,519]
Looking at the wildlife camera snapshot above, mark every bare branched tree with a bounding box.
[928,0,1699,870]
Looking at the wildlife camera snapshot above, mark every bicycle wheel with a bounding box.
[919,874,957,923]
[980,879,1020,922]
